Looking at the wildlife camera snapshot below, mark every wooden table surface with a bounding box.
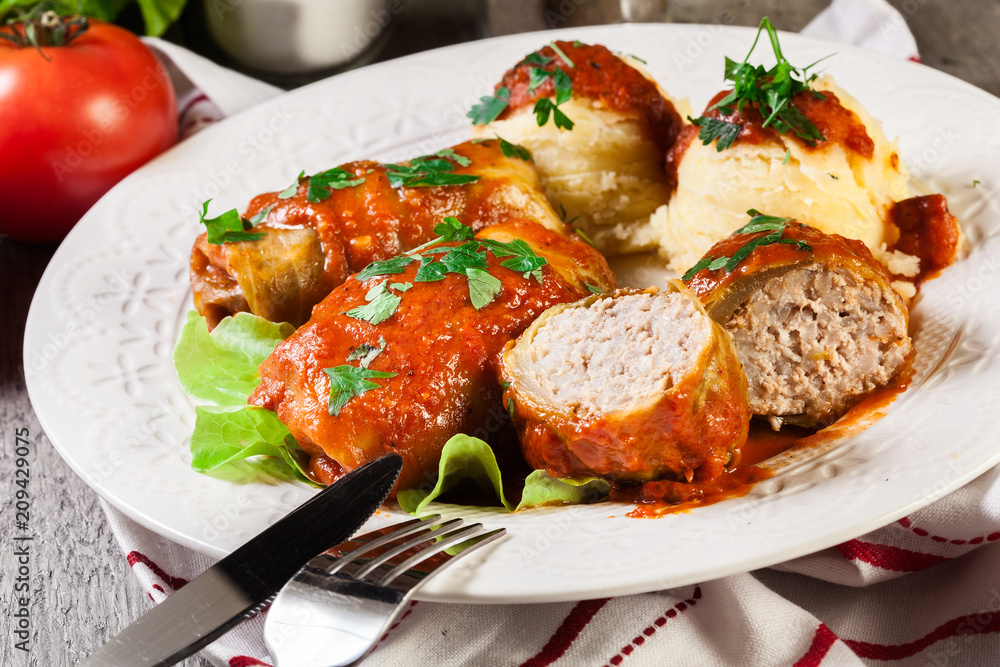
[2,1,997,665]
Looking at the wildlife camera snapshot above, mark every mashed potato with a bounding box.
[654,75,911,273]
[483,49,683,255]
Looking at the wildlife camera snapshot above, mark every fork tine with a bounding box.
[318,514,442,574]
[372,525,506,588]
[349,517,464,579]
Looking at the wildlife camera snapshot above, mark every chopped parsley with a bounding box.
[690,17,829,152]
[354,255,417,281]
[306,168,366,202]
[584,282,603,294]
[344,282,409,325]
[353,216,549,312]
[688,116,742,151]
[384,149,479,188]
[783,149,792,165]
[199,201,271,244]
[974,179,981,188]
[682,209,812,280]
[278,171,304,199]
[467,86,511,125]
[466,268,503,310]
[468,43,576,131]
[324,364,398,416]
[499,138,532,161]
[548,41,576,68]
[531,66,575,130]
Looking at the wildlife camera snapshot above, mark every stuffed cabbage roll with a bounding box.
[191,139,564,328]
[248,218,616,492]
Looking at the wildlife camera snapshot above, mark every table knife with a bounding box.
[79,453,403,667]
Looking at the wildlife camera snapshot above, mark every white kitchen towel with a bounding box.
[101,1,1000,665]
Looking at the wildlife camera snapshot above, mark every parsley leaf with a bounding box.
[306,168,366,203]
[434,216,476,243]
[466,268,503,310]
[441,243,490,273]
[480,238,546,283]
[553,67,573,104]
[690,17,829,151]
[522,58,575,130]
[585,282,602,294]
[533,98,556,126]
[499,137,532,161]
[682,257,714,281]
[324,365,398,416]
[355,255,417,281]
[549,41,575,68]
[199,200,268,244]
[278,171,304,199]
[528,66,549,93]
[414,255,449,282]
[682,209,811,279]
[344,282,403,325]
[735,209,793,234]
[725,229,783,271]
[347,337,386,368]
[573,227,595,247]
[468,86,510,125]
[690,116,742,151]
[384,149,480,188]
[551,106,575,131]
[522,52,554,67]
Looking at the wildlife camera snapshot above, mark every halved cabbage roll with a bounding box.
[684,218,912,429]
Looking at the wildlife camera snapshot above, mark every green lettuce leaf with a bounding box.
[517,470,610,509]
[396,434,609,514]
[190,405,318,486]
[173,311,294,406]
[174,311,310,485]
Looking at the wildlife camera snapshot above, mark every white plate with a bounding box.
[25,24,1000,603]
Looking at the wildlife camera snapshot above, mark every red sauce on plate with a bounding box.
[619,371,911,518]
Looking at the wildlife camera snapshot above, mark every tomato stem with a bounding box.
[1,2,89,58]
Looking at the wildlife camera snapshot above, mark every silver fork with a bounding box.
[263,515,505,667]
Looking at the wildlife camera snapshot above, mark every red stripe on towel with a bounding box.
[836,540,951,572]
[601,587,702,667]
[843,610,1000,659]
[793,624,839,667]
[520,598,611,667]
[126,551,189,591]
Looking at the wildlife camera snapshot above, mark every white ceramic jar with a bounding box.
[205,0,392,74]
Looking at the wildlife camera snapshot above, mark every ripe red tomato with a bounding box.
[0,18,177,242]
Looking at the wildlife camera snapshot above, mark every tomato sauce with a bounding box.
[620,368,911,518]
[887,194,963,284]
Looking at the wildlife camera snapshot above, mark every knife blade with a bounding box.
[80,453,403,667]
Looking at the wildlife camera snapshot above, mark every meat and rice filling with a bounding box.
[500,285,750,483]
[526,293,711,415]
[727,264,910,427]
